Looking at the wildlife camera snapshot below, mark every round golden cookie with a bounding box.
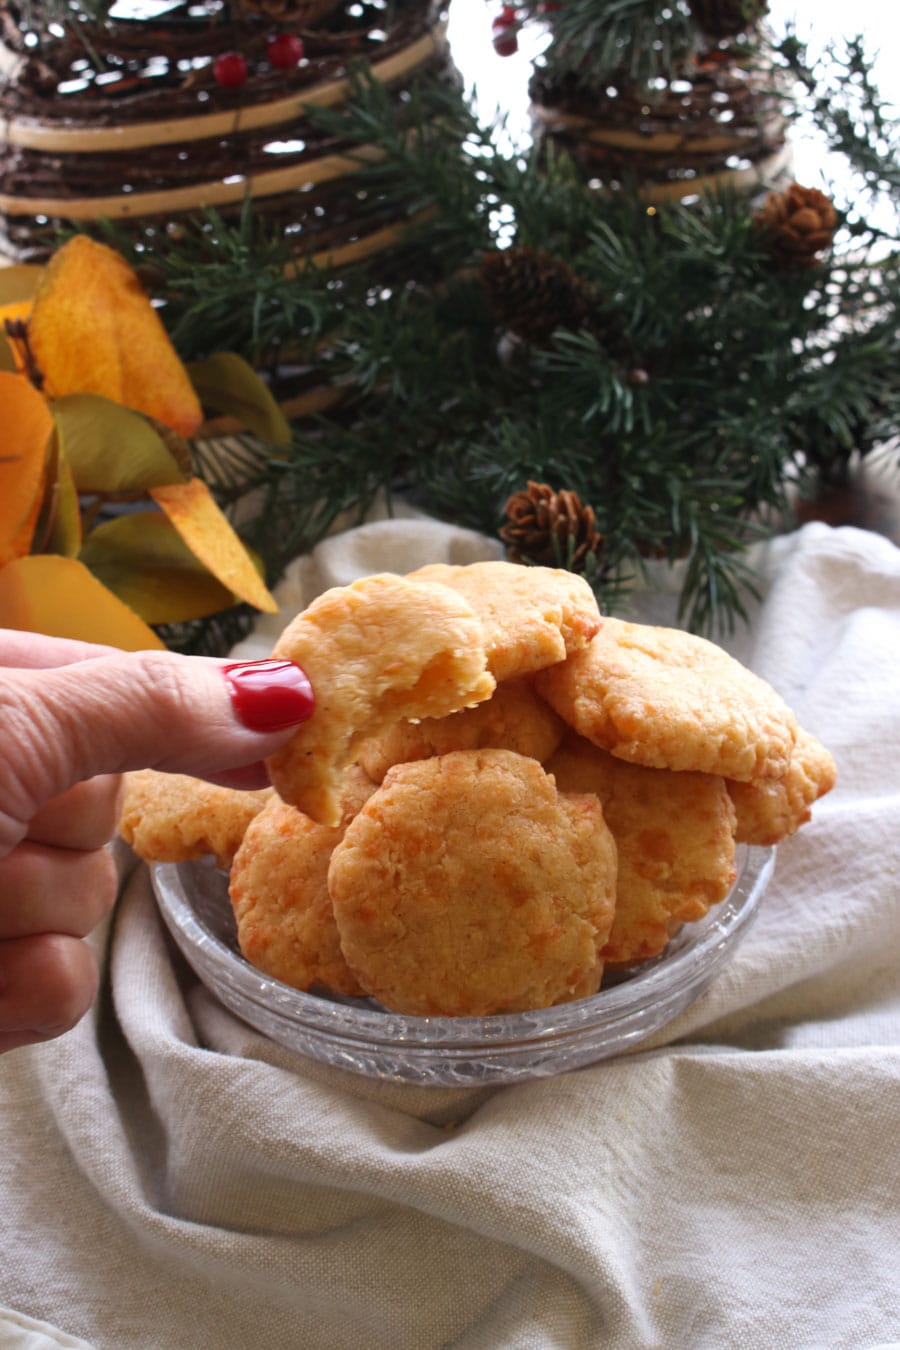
[547,735,736,964]
[536,616,798,783]
[406,560,601,683]
[327,748,618,1016]
[728,726,837,846]
[229,764,375,997]
[265,572,495,828]
[356,676,566,783]
[119,769,271,869]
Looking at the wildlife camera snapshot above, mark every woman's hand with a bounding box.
[0,633,313,1054]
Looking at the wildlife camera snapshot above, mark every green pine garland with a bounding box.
[97,25,900,644]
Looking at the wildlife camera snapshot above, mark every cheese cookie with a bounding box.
[229,764,375,996]
[266,573,495,826]
[406,560,601,682]
[328,748,618,1016]
[547,735,736,964]
[536,616,797,782]
[120,770,271,869]
[728,727,837,846]
[356,676,565,782]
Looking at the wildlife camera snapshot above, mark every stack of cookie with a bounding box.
[121,561,835,1017]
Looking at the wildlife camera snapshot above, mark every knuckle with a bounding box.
[65,848,119,935]
[0,678,68,831]
[33,937,98,1037]
[131,651,193,719]
[87,847,119,925]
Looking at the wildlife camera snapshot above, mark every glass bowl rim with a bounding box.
[151,842,775,1053]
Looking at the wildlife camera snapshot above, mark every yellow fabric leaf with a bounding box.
[0,300,33,373]
[41,432,83,557]
[53,394,187,495]
[0,554,164,650]
[0,371,53,566]
[188,352,292,447]
[79,511,240,623]
[28,236,203,438]
[0,264,43,306]
[149,478,278,614]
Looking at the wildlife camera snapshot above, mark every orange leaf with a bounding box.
[0,554,165,650]
[149,478,278,614]
[0,371,53,566]
[28,236,203,438]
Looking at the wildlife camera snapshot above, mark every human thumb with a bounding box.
[0,650,314,841]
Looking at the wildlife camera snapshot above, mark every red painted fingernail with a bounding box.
[223,659,315,732]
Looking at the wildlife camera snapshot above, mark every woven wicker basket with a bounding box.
[0,0,450,262]
[232,0,341,24]
[529,48,791,203]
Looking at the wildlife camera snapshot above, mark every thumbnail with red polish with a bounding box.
[223,659,315,732]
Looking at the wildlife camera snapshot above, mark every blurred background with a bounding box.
[448,0,899,177]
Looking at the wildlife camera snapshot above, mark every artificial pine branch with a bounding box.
[778,34,900,206]
[531,0,701,89]
[303,69,499,271]
[112,52,900,636]
[98,206,343,366]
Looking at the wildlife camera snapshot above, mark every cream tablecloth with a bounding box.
[1,516,899,1350]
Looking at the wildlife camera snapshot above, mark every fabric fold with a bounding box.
[1,520,898,1349]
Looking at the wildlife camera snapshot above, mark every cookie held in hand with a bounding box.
[265,573,496,827]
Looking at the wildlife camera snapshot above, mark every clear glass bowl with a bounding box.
[151,844,774,1086]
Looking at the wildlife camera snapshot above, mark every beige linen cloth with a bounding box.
[1,514,899,1350]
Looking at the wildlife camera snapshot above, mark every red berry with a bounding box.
[213,51,248,89]
[267,32,305,69]
[492,27,518,54]
[492,8,519,54]
[492,8,517,33]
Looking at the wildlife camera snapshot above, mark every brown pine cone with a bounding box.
[500,481,603,575]
[754,183,839,271]
[481,247,595,348]
[688,0,768,38]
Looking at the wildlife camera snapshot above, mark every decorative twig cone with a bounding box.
[528,7,791,204]
[0,0,452,263]
[688,0,769,40]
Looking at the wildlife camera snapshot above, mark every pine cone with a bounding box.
[481,247,595,348]
[500,481,603,575]
[754,182,838,271]
[688,0,769,38]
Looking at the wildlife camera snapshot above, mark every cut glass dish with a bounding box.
[152,844,775,1086]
